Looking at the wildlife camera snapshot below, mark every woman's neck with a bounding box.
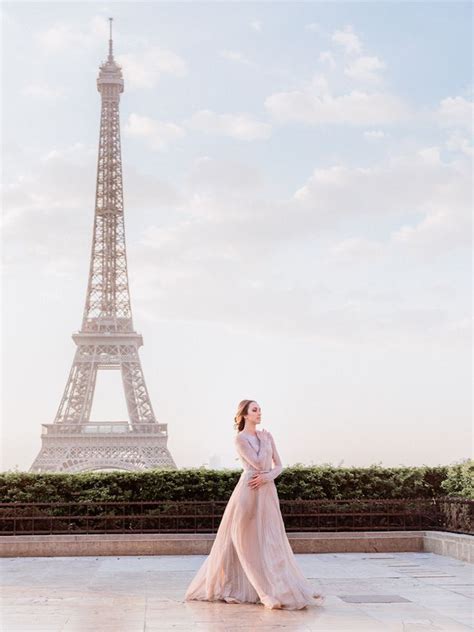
[242,426,257,436]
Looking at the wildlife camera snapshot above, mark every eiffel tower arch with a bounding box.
[30,20,176,473]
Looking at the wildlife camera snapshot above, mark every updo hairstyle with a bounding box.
[233,399,255,432]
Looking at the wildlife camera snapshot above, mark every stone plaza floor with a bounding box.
[0,552,472,631]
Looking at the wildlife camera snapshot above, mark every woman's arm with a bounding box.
[261,432,283,482]
[234,433,271,470]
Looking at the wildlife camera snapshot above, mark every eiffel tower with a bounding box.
[30,19,176,473]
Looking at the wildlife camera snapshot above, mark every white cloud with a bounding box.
[345,55,386,83]
[188,157,264,197]
[364,130,386,140]
[389,154,471,253]
[125,167,182,209]
[319,51,336,68]
[250,20,262,32]
[1,143,96,270]
[265,89,410,126]
[305,23,322,34]
[117,47,187,89]
[36,23,84,53]
[332,25,362,55]
[89,14,110,39]
[35,18,187,90]
[135,145,470,290]
[329,237,384,263]
[2,141,179,241]
[131,209,464,344]
[392,206,470,253]
[122,145,470,343]
[220,50,253,65]
[295,147,470,253]
[307,74,331,96]
[39,142,93,164]
[124,113,185,150]
[437,96,473,130]
[22,83,65,100]
[35,16,109,53]
[4,135,468,347]
[186,109,271,140]
[445,131,473,156]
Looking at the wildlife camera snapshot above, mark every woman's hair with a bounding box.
[234,399,256,432]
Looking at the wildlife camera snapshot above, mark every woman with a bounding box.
[184,399,324,610]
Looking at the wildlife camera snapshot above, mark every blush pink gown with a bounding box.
[184,429,324,610]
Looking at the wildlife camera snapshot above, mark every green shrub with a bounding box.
[0,464,454,503]
[440,460,474,499]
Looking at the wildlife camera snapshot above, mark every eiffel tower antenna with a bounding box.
[108,17,113,60]
[30,21,177,472]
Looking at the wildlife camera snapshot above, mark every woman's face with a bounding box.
[245,401,261,425]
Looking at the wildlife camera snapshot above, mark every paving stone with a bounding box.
[0,551,472,630]
[339,594,412,603]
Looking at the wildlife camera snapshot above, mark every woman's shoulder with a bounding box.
[236,430,271,439]
[236,429,273,440]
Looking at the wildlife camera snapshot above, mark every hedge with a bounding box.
[440,460,474,499]
[1,462,470,503]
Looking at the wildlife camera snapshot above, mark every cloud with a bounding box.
[188,157,264,197]
[129,144,470,281]
[329,237,384,263]
[295,146,471,253]
[124,113,185,150]
[319,51,336,68]
[123,110,271,147]
[305,23,322,34]
[2,141,180,258]
[130,213,462,345]
[332,25,362,55]
[3,142,95,229]
[389,154,471,253]
[125,166,182,209]
[329,26,387,86]
[5,134,468,347]
[219,50,253,65]
[36,23,84,53]
[437,96,473,130]
[308,74,331,96]
[265,25,401,127]
[250,20,262,32]
[1,144,95,274]
[364,130,386,140]
[35,16,109,53]
[392,206,471,253]
[265,88,410,126]
[117,47,187,89]
[344,55,386,83]
[185,109,271,140]
[34,18,188,90]
[137,143,469,281]
[22,83,65,100]
[445,131,473,156]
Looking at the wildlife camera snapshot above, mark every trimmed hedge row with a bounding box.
[1,462,471,503]
[440,460,474,499]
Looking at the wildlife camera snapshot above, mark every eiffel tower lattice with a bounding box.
[30,20,177,473]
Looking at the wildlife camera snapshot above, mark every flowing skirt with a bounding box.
[184,470,324,610]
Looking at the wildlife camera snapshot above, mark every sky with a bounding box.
[1,1,472,472]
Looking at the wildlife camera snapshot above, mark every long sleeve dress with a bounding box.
[184,429,324,610]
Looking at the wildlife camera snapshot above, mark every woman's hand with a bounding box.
[248,473,267,489]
